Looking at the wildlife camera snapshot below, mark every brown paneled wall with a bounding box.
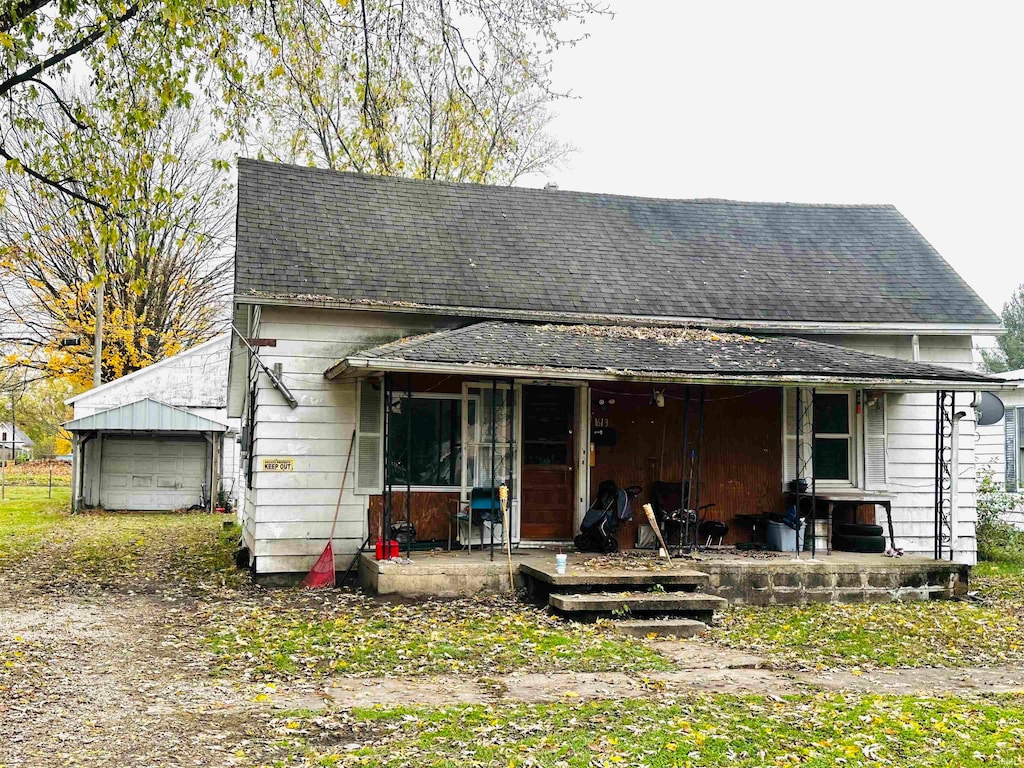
[588,383,785,547]
[369,491,459,543]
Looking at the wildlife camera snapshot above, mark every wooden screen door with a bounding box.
[520,385,577,539]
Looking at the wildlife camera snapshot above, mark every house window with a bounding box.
[1018,406,1024,486]
[387,395,462,488]
[814,393,853,481]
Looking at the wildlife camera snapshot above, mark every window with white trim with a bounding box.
[784,388,856,486]
[813,392,854,482]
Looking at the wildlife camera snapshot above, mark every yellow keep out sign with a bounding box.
[262,457,295,472]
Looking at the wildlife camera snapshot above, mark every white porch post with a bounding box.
[70,432,80,514]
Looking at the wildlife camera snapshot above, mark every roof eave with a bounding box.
[333,356,1005,392]
[237,292,1003,337]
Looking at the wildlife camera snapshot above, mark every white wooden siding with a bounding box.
[806,334,980,564]
[977,389,1024,527]
[244,306,460,574]
[242,315,988,572]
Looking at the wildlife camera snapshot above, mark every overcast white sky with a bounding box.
[522,0,1023,320]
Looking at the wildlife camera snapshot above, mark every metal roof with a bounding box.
[64,398,228,433]
[329,321,1004,391]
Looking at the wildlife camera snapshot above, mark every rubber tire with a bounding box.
[602,535,619,554]
[574,532,594,552]
[835,523,884,538]
[832,533,886,554]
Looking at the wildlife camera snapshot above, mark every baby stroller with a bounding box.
[574,480,641,554]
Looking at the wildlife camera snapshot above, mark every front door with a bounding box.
[520,386,576,539]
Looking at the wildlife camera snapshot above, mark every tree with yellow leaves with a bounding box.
[0,106,231,387]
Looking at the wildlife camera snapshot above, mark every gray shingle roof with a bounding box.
[340,321,996,385]
[235,159,999,326]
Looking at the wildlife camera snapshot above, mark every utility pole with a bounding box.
[10,389,15,468]
[93,236,106,388]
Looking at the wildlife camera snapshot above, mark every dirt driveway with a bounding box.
[4,505,1024,767]
[7,582,1024,767]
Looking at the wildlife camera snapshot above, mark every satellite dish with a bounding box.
[976,391,1005,426]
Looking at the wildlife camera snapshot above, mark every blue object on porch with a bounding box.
[469,486,504,554]
[470,487,503,524]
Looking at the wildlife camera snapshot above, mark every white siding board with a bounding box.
[245,306,458,572]
[254,504,366,522]
[801,336,981,565]
[252,437,352,456]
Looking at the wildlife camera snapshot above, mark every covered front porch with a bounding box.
[327,321,999,600]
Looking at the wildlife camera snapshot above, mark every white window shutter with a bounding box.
[864,391,887,489]
[783,388,815,484]
[784,388,797,483]
[1007,407,1018,493]
[356,379,383,493]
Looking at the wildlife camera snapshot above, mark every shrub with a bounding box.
[977,469,1024,564]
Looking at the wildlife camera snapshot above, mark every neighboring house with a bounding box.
[976,369,1024,523]
[0,423,34,461]
[229,158,1005,577]
[65,335,244,513]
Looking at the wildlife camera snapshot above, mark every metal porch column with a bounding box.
[934,390,955,560]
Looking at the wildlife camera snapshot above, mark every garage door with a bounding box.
[99,437,207,511]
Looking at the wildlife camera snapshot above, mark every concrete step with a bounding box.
[549,590,727,623]
[610,618,708,639]
[520,563,709,591]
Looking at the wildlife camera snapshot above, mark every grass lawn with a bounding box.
[261,693,1024,767]
[204,593,674,679]
[712,600,1023,669]
[0,486,245,591]
[708,551,1024,671]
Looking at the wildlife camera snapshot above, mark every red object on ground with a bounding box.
[301,541,336,588]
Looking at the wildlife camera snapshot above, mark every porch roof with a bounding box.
[326,321,1002,390]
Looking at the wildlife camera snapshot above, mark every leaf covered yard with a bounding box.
[204,593,673,679]
[7,496,1024,766]
[260,693,1024,767]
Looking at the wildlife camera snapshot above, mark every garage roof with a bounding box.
[65,398,228,433]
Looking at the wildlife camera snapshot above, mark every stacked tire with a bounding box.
[832,523,886,554]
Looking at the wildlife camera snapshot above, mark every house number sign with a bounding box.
[262,458,295,471]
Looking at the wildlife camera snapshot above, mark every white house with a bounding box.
[976,369,1024,523]
[65,335,244,513]
[0,423,34,461]
[228,159,1007,579]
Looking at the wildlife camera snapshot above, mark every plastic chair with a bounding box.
[470,486,504,552]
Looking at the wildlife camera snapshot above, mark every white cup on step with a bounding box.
[555,553,568,574]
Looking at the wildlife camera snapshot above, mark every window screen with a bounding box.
[387,397,462,487]
[814,393,852,481]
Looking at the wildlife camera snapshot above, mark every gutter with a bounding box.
[330,356,1012,392]
[237,293,1004,338]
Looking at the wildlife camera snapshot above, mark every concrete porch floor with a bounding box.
[358,547,970,604]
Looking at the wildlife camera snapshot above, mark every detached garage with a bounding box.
[66,399,227,513]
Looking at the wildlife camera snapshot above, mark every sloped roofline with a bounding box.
[326,321,1008,392]
[65,334,229,405]
[64,397,229,432]
[238,292,1004,337]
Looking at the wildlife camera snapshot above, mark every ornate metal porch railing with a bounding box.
[934,390,955,560]
[795,387,816,557]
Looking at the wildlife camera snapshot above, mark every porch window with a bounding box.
[387,395,462,488]
[813,393,853,481]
